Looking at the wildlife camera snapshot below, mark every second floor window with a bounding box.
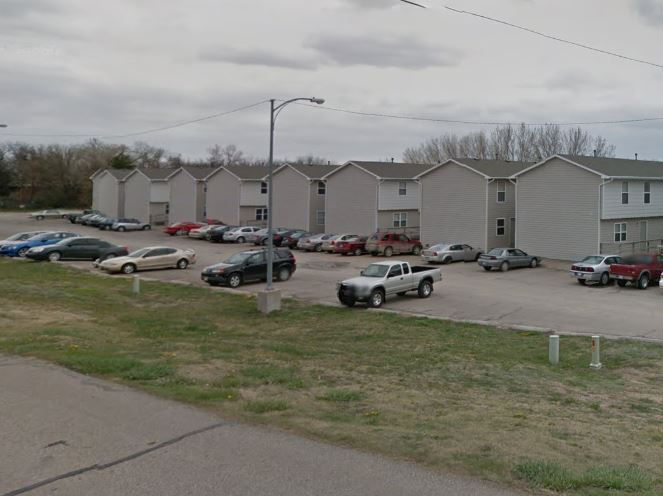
[398,181,407,196]
[260,182,268,194]
[644,182,651,204]
[496,218,505,236]
[317,181,326,195]
[497,181,506,203]
[622,181,629,204]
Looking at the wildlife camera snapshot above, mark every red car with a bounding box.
[364,232,423,257]
[334,236,368,256]
[610,253,663,289]
[163,221,205,236]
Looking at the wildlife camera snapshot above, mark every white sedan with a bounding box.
[29,209,67,220]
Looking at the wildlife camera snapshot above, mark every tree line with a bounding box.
[403,124,616,164]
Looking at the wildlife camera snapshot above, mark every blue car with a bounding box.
[0,231,80,257]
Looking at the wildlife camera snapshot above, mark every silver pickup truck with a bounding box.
[336,260,442,308]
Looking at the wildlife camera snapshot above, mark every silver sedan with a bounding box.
[422,243,483,264]
[570,255,621,286]
[478,248,540,271]
[112,219,151,232]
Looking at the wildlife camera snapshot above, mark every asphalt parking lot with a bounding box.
[1,212,661,341]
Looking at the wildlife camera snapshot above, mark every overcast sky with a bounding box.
[2,0,663,162]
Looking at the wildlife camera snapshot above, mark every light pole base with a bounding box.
[257,289,282,314]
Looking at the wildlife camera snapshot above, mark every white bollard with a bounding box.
[590,335,602,369]
[549,335,559,365]
[132,275,140,295]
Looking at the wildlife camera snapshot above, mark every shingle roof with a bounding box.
[104,168,133,180]
[560,155,663,178]
[137,167,176,180]
[182,166,219,180]
[349,161,435,179]
[287,163,340,180]
[453,158,534,178]
[224,164,270,180]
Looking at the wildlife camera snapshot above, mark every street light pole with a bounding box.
[259,97,325,313]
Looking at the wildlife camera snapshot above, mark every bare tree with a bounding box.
[208,144,244,166]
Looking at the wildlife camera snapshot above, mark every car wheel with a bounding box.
[483,266,492,271]
[600,272,610,286]
[338,293,356,307]
[177,229,185,236]
[617,280,628,287]
[277,266,291,282]
[228,273,242,288]
[261,239,267,246]
[36,215,44,220]
[367,289,384,308]
[315,244,322,252]
[500,261,510,272]
[118,226,126,232]
[48,251,61,262]
[61,214,68,219]
[17,247,29,257]
[418,280,433,298]
[442,257,452,265]
[578,279,586,285]
[176,259,189,270]
[143,225,151,231]
[121,263,136,274]
[384,246,393,257]
[637,273,650,290]
[237,237,245,244]
[412,245,422,256]
[354,248,362,256]
[475,253,482,261]
[529,258,538,268]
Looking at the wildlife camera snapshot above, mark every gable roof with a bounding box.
[415,158,534,180]
[274,163,340,180]
[512,155,663,179]
[90,168,133,181]
[124,167,177,182]
[323,161,434,180]
[221,164,270,181]
[181,166,219,180]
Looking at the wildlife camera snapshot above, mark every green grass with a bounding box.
[1,258,663,496]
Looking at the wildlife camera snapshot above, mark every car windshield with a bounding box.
[224,252,253,264]
[362,264,389,277]
[128,248,151,258]
[430,244,449,251]
[31,233,56,241]
[580,256,604,264]
[487,248,504,256]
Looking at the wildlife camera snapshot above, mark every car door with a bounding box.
[139,249,165,270]
[243,252,267,281]
[60,239,85,259]
[462,245,475,261]
[508,249,528,267]
[448,244,462,261]
[396,235,409,254]
[385,264,405,294]
[157,248,180,268]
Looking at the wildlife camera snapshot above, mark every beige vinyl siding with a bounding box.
[241,181,267,206]
[205,169,240,225]
[240,206,267,227]
[325,166,378,234]
[123,172,150,223]
[600,217,663,246]
[93,172,122,218]
[602,179,663,219]
[273,167,309,230]
[168,170,198,223]
[419,163,486,249]
[309,182,326,233]
[486,180,516,250]
[150,182,169,203]
[377,210,420,234]
[517,157,601,260]
[196,182,206,222]
[378,180,420,210]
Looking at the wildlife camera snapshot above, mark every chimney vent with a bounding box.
[635,153,639,161]
[391,157,394,163]
[593,149,597,157]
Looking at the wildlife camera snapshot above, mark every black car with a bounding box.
[97,217,119,230]
[281,231,311,249]
[201,248,296,288]
[25,237,129,262]
[208,225,235,243]
[86,215,108,227]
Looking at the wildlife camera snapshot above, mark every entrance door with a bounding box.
[509,218,516,247]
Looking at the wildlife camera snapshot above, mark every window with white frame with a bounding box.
[497,181,506,203]
[644,182,651,204]
[622,181,629,204]
[317,181,326,195]
[398,181,407,196]
[496,218,506,236]
[614,223,627,242]
[260,182,268,194]
[255,208,268,221]
[316,210,325,225]
[393,212,407,227]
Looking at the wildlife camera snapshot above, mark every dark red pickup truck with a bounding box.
[609,253,663,289]
[365,232,423,257]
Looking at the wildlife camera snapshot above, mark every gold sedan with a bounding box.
[97,246,196,274]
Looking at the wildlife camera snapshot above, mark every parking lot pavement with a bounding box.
[1,213,662,341]
[0,355,521,496]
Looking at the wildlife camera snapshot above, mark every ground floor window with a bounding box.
[614,222,627,242]
[316,210,325,226]
[255,208,268,221]
[393,212,407,228]
[496,218,505,236]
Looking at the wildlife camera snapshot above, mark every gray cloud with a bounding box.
[307,34,460,69]
[338,0,397,9]
[634,0,663,24]
[200,47,317,70]
[1,0,62,18]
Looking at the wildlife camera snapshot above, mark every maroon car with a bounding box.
[364,232,423,257]
[610,253,663,289]
[334,236,368,256]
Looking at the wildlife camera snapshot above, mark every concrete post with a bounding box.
[549,335,559,365]
[132,275,140,295]
[590,335,602,369]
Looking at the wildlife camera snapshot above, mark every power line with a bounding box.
[295,101,663,127]
[0,100,269,139]
[400,1,663,70]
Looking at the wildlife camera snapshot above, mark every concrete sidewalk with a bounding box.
[0,355,522,496]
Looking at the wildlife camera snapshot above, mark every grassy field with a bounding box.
[1,258,662,495]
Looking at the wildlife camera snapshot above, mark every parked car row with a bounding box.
[569,253,663,290]
[69,212,153,232]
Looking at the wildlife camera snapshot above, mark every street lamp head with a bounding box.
[0,124,7,128]
[310,98,325,105]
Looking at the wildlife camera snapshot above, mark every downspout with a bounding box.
[376,179,383,232]
[237,180,242,226]
[415,178,422,243]
[485,179,495,250]
[599,178,613,253]
[307,179,312,232]
[509,178,517,247]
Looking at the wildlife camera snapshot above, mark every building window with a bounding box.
[165,203,170,215]
[393,212,407,228]
[497,181,506,203]
[644,182,651,204]
[316,210,325,226]
[496,218,506,236]
[260,182,268,194]
[398,181,407,196]
[622,181,629,204]
[317,181,326,195]
[255,208,268,221]
[614,223,627,242]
